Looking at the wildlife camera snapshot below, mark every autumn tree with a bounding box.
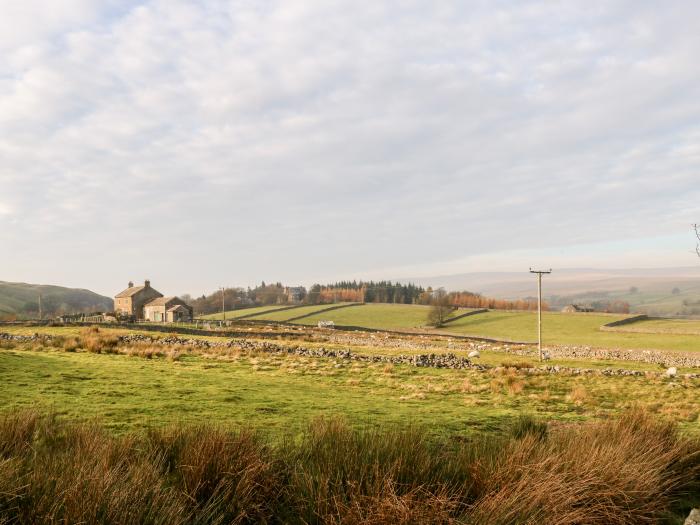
[427,288,453,327]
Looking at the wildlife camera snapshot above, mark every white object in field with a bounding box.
[468,350,480,358]
[317,320,335,329]
[666,366,677,378]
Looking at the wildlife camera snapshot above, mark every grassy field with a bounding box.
[1,337,699,435]
[198,304,297,320]
[281,303,700,352]
[2,326,699,522]
[296,303,439,330]
[439,310,700,352]
[244,303,356,322]
[591,280,700,317]
[611,317,700,335]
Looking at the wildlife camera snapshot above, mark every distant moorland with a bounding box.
[0,281,113,320]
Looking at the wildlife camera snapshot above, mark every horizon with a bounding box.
[4,262,700,299]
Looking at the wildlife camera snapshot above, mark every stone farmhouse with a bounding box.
[114,280,193,322]
[561,304,595,313]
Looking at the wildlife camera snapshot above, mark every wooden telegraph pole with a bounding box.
[220,287,226,323]
[529,268,552,361]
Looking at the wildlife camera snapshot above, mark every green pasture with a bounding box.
[289,304,700,352]
[295,303,438,330]
[199,305,297,320]
[612,317,700,336]
[439,310,700,352]
[1,346,698,435]
[245,303,356,322]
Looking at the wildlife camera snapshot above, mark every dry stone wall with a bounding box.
[3,331,700,379]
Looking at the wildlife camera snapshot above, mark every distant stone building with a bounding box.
[143,296,193,323]
[114,280,192,322]
[284,286,306,304]
[561,304,594,313]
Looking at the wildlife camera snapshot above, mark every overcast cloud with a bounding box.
[1,0,699,296]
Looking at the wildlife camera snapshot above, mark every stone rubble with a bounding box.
[685,509,700,525]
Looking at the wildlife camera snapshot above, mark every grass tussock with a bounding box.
[0,410,697,524]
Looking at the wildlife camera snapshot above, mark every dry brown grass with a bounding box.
[467,411,700,524]
[506,376,525,395]
[568,384,589,406]
[0,409,697,524]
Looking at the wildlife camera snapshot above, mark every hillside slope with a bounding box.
[404,267,700,316]
[0,281,113,319]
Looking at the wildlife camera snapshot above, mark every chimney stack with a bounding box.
[144,280,151,288]
[128,281,134,288]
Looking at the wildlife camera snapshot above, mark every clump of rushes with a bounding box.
[0,409,697,524]
[79,327,120,354]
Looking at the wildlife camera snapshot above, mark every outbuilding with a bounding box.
[143,296,194,322]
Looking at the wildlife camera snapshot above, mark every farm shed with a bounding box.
[143,296,194,323]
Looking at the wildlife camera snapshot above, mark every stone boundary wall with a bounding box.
[285,302,362,322]
[231,304,308,320]
[441,308,489,325]
[600,314,649,329]
[117,323,303,339]
[482,342,700,369]
[4,331,699,379]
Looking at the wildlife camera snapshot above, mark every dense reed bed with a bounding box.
[0,409,698,524]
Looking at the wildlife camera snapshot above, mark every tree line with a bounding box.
[185,280,554,316]
[306,281,425,304]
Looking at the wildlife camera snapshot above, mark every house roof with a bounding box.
[115,285,146,298]
[167,304,189,312]
[144,296,177,307]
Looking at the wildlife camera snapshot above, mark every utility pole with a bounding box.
[220,287,226,323]
[529,268,552,361]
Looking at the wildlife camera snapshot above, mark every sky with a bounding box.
[1,0,699,297]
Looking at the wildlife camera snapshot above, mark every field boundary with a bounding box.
[600,315,649,330]
[93,323,305,339]
[231,304,308,320]
[441,308,489,325]
[286,302,363,322]
[160,316,536,346]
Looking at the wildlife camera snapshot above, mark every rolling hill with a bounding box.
[0,281,113,319]
[404,267,700,316]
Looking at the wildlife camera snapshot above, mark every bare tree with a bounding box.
[695,224,700,258]
[427,288,454,327]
